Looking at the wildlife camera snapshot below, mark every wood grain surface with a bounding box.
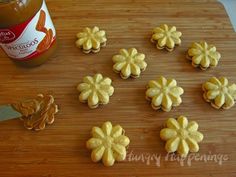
[0,0,236,176]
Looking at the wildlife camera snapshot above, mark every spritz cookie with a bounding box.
[76,26,107,54]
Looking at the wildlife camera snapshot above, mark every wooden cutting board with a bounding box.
[0,0,235,176]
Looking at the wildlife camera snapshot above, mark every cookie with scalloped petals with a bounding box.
[145,76,184,112]
[112,48,147,79]
[160,116,204,157]
[76,26,107,54]
[151,24,182,52]
[86,121,130,166]
[187,41,221,70]
[202,77,236,109]
[77,73,114,109]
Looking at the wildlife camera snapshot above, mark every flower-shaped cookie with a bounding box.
[160,116,204,157]
[146,76,184,112]
[12,94,59,131]
[151,24,182,52]
[86,121,130,166]
[112,48,147,79]
[77,73,114,109]
[202,77,236,109]
[187,41,221,70]
[76,26,107,54]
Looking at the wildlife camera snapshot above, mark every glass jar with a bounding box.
[0,0,57,67]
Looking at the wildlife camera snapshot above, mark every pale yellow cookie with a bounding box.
[151,24,182,52]
[146,76,184,112]
[202,77,236,109]
[86,121,130,167]
[112,48,147,79]
[77,74,114,109]
[76,26,107,54]
[187,41,221,70]
[160,116,204,157]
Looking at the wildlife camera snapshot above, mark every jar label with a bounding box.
[0,0,56,60]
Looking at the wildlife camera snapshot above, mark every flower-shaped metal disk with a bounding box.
[112,48,147,79]
[146,76,184,112]
[76,26,107,54]
[160,116,204,157]
[151,24,182,52]
[77,73,114,109]
[86,121,130,166]
[202,77,236,109]
[187,41,221,70]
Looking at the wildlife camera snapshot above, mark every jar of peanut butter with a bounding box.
[0,0,57,67]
